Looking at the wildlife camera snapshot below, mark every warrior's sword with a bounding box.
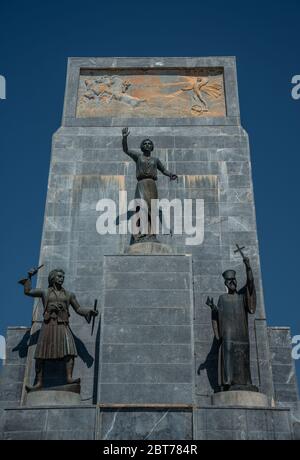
[91,299,98,336]
[18,264,44,285]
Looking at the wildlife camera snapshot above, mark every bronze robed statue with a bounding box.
[206,246,258,392]
[20,267,98,391]
[122,127,178,242]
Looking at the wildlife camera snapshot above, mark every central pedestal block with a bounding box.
[98,254,194,405]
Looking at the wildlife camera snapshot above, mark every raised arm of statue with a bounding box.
[23,277,44,299]
[122,127,139,162]
[243,257,256,314]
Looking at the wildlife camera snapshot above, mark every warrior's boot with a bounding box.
[25,359,43,392]
[66,357,80,385]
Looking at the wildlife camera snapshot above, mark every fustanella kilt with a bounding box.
[34,318,77,360]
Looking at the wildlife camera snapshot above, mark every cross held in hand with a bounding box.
[234,244,246,259]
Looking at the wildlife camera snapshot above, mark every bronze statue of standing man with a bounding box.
[206,247,258,392]
[21,267,98,391]
[122,127,177,242]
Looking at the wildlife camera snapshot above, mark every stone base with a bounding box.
[1,406,192,440]
[194,406,293,440]
[26,382,80,393]
[1,406,295,440]
[126,242,173,255]
[26,387,81,407]
[100,254,193,404]
[225,384,259,392]
[212,390,269,408]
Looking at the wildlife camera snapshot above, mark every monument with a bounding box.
[0,57,299,440]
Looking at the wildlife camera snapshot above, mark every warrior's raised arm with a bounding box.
[21,267,45,299]
[122,127,139,162]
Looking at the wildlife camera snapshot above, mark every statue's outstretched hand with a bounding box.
[170,174,178,181]
[122,127,130,137]
[206,296,216,310]
[85,309,98,324]
[28,268,38,279]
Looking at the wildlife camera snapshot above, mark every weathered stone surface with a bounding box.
[194,407,293,440]
[99,383,193,405]
[100,409,193,440]
[4,408,48,432]
[2,406,97,440]
[126,242,173,255]
[212,390,268,408]
[268,327,300,417]
[26,389,81,407]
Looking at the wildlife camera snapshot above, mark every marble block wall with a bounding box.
[268,327,300,436]
[99,255,194,404]
[194,407,293,440]
[2,406,193,440]
[0,328,29,409]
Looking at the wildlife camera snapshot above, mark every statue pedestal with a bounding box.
[212,390,269,408]
[126,242,173,255]
[99,254,194,405]
[26,384,81,407]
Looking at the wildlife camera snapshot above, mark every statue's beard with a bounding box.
[227,282,237,292]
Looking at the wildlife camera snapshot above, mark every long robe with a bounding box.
[212,281,256,388]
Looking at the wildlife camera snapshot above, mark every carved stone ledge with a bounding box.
[126,242,173,255]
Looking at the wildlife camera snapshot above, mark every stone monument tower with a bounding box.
[0,57,299,440]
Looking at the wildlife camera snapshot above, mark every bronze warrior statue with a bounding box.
[206,247,257,392]
[122,127,177,242]
[22,267,98,391]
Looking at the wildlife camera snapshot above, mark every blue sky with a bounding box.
[0,0,299,387]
